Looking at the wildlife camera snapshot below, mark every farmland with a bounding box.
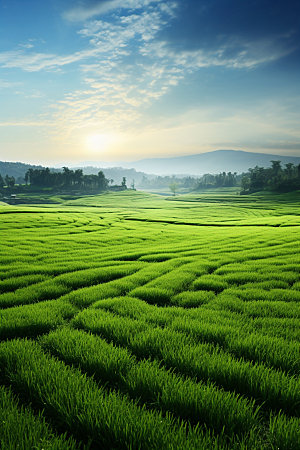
[0,190,299,449]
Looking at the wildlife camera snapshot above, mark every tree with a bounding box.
[270,160,282,176]
[0,174,4,188]
[240,175,250,193]
[74,169,83,187]
[62,167,72,187]
[97,171,108,191]
[4,175,15,188]
[284,163,294,179]
[169,182,178,196]
[121,177,127,188]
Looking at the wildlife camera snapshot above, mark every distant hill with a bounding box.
[0,161,44,182]
[124,150,300,176]
[78,166,154,186]
[0,161,153,186]
[2,150,300,182]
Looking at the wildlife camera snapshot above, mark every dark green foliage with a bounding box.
[241,160,300,193]
[269,412,300,450]
[196,171,239,189]
[25,166,109,192]
[4,175,15,188]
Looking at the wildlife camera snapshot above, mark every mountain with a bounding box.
[124,150,300,176]
[2,150,300,182]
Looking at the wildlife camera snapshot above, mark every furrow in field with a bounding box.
[40,327,261,439]
[71,307,300,416]
[0,338,223,450]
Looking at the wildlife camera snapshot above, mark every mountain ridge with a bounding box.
[1,150,300,179]
[123,150,300,175]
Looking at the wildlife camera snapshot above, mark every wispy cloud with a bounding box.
[63,0,162,22]
[0,120,52,127]
[19,43,34,49]
[141,34,296,71]
[0,2,173,73]
[0,47,101,72]
[1,0,298,155]
[52,3,180,134]
[53,2,294,139]
[0,79,21,89]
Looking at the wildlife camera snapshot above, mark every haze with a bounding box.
[1,0,300,166]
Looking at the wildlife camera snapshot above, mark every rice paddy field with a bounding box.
[0,190,299,449]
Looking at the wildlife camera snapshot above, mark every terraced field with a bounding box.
[0,190,299,449]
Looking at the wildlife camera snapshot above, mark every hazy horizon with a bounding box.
[1,148,300,170]
[1,1,300,165]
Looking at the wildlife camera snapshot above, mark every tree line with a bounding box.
[241,160,300,194]
[1,160,300,195]
[24,167,109,191]
[0,174,16,188]
[139,162,300,195]
[196,172,239,189]
[0,167,113,192]
[139,171,240,191]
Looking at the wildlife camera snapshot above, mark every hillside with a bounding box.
[0,161,152,186]
[125,150,300,175]
[1,150,300,182]
[78,166,154,186]
[0,161,44,182]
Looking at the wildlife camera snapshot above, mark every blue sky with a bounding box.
[0,0,300,165]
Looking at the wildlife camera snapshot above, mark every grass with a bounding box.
[0,189,299,448]
[40,327,261,438]
[0,338,220,450]
[0,385,77,450]
[72,308,300,415]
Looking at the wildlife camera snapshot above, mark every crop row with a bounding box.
[94,296,300,375]
[40,327,260,437]
[0,338,222,450]
[0,385,77,450]
[72,307,300,416]
[0,264,141,309]
[0,299,77,341]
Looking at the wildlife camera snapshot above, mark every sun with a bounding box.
[85,133,112,152]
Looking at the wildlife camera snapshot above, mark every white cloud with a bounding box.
[63,0,162,22]
[50,3,293,139]
[0,2,174,73]
[0,47,102,72]
[140,34,295,71]
[52,4,180,135]
[19,43,34,49]
[2,0,295,154]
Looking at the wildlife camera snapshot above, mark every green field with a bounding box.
[0,190,299,449]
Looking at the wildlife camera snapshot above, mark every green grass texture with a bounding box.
[0,189,300,449]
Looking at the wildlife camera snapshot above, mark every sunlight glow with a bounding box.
[85,133,114,153]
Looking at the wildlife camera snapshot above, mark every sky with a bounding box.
[0,0,300,166]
